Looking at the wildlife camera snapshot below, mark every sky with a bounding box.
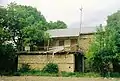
[0,0,120,28]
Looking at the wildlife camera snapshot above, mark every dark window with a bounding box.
[59,40,64,46]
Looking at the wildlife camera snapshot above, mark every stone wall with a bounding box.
[52,34,93,52]
[18,53,75,72]
[79,35,93,52]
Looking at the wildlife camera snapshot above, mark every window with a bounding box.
[59,40,64,46]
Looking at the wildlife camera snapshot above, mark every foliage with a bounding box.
[15,69,101,77]
[0,7,10,44]
[17,69,59,76]
[91,48,115,73]
[23,26,49,51]
[107,11,120,53]
[42,63,59,73]
[0,2,67,74]
[0,28,10,44]
[0,43,16,74]
[48,20,67,29]
[0,3,67,51]
[87,11,120,73]
[86,26,116,73]
[19,63,30,72]
[110,72,120,77]
[0,6,17,74]
[5,2,48,51]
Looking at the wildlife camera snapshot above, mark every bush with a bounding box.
[19,63,30,72]
[0,43,16,75]
[42,63,59,73]
[109,72,120,77]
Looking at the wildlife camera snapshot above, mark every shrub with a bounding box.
[19,63,30,72]
[109,72,120,77]
[42,63,59,73]
[0,43,16,75]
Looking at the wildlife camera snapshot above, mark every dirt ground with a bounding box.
[0,76,120,81]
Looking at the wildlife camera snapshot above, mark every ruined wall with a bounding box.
[18,53,74,72]
[79,34,93,52]
[52,34,93,52]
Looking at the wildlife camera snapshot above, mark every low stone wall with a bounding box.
[18,53,75,72]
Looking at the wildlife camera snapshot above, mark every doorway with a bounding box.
[74,52,84,72]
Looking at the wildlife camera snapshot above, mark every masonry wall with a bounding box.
[79,34,93,52]
[52,34,93,52]
[18,53,74,72]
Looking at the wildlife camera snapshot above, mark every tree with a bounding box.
[6,2,47,51]
[87,11,120,73]
[0,28,10,44]
[107,11,120,53]
[0,43,16,74]
[87,25,116,73]
[48,20,67,29]
[106,11,120,72]
[1,2,67,51]
[0,7,10,44]
[0,7,16,74]
[23,26,49,51]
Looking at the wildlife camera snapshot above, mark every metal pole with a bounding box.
[79,6,83,34]
[78,6,83,49]
[79,6,84,72]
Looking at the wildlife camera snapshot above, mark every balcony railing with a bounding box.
[25,44,78,52]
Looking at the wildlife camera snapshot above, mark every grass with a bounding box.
[13,69,120,78]
[13,69,101,77]
[61,71,100,77]
[14,70,59,77]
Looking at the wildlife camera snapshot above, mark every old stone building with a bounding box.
[18,27,96,72]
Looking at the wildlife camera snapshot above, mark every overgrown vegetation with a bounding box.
[14,69,101,77]
[0,2,67,74]
[0,2,67,51]
[14,63,100,77]
[86,11,120,76]
[19,63,31,72]
[0,44,16,75]
[12,62,120,77]
[42,63,59,73]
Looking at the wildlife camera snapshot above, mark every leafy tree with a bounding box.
[0,28,10,44]
[107,11,120,53]
[1,2,67,51]
[87,25,116,73]
[6,2,47,51]
[0,43,16,74]
[48,20,67,29]
[0,2,67,74]
[0,7,10,44]
[23,26,49,51]
[87,11,120,73]
[106,11,120,72]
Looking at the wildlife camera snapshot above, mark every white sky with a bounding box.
[1,0,120,28]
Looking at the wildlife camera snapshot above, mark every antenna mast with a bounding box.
[79,6,83,35]
[78,6,83,49]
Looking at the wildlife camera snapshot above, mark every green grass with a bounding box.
[13,69,101,77]
[14,69,59,77]
[61,71,100,77]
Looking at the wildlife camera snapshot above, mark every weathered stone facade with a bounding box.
[51,34,93,52]
[18,53,75,72]
[18,34,93,72]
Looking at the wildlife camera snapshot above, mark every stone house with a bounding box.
[18,27,96,72]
